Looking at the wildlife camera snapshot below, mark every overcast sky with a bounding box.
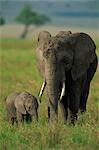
[0,0,98,1]
[0,0,99,28]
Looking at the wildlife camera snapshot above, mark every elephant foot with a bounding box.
[79,108,86,114]
[60,114,68,124]
[70,113,77,126]
[50,116,58,124]
[63,119,67,125]
[48,106,58,123]
[49,111,58,124]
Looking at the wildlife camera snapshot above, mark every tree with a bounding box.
[16,5,50,38]
[0,16,5,26]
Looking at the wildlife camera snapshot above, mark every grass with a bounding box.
[0,38,99,150]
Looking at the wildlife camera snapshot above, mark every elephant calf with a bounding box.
[6,92,39,125]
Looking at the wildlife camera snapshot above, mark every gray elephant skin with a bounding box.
[36,31,98,124]
[6,92,38,125]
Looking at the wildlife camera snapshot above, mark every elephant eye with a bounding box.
[29,106,31,110]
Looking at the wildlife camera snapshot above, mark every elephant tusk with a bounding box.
[60,82,65,101]
[38,81,46,102]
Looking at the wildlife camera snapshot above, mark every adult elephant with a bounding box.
[36,31,98,124]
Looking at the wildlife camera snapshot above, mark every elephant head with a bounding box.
[15,92,38,122]
[37,31,96,122]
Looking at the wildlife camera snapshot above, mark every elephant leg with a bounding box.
[80,81,90,113]
[10,117,15,125]
[69,79,84,125]
[59,95,68,124]
[26,113,31,123]
[15,117,18,125]
[48,98,58,123]
[33,109,38,121]
[48,106,50,121]
[69,94,78,125]
[30,110,38,122]
[7,112,15,125]
[16,111,23,124]
[48,98,55,122]
[80,57,98,112]
[29,116,32,122]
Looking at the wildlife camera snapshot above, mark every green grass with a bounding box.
[0,38,99,150]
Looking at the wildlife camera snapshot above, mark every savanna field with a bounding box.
[0,38,99,150]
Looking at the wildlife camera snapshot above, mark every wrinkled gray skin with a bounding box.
[56,31,72,38]
[36,31,98,124]
[6,92,38,125]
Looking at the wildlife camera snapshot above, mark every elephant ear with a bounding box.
[68,33,96,80]
[36,31,51,76]
[14,94,27,114]
[37,31,51,45]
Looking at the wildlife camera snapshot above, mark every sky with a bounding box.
[0,0,99,28]
[0,0,99,1]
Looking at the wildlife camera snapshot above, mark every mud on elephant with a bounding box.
[36,31,98,124]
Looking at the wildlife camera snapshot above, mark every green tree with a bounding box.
[16,5,50,38]
[0,16,5,26]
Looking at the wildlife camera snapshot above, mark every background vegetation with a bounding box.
[15,5,50,38]
[0,38,99,150]
[0,16,5,26]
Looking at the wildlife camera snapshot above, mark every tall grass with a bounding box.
[0,38,99,150]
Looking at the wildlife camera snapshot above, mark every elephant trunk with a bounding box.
[45,60,60,121]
